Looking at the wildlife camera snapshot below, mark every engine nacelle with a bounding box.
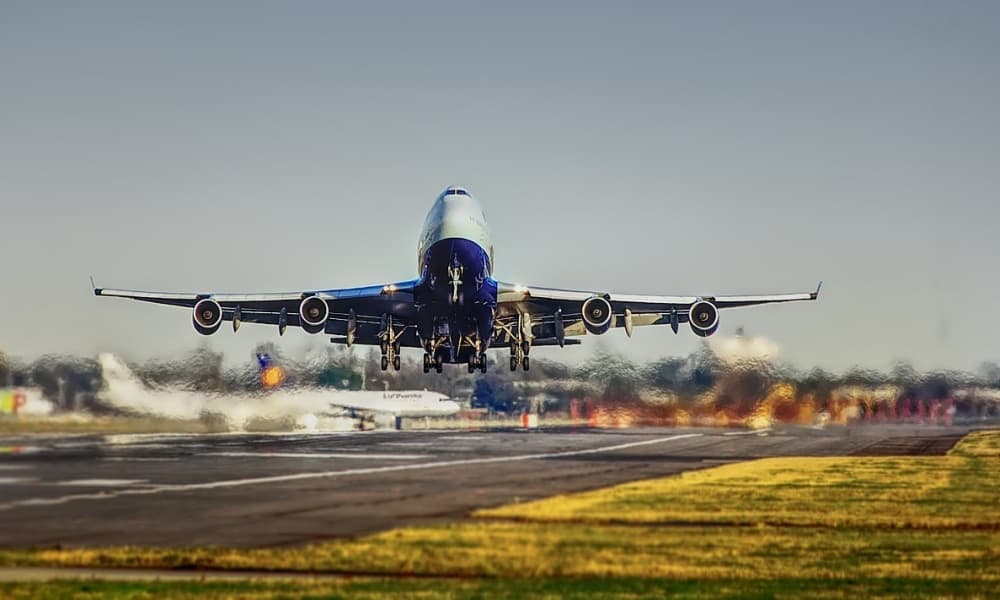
[582,295,613,335]
[299,296,329,334]
[688,300,719,337]
[192,298,223,335]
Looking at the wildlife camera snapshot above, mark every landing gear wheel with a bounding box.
[467,360,475,374]
[522,356,530,371]
[380,356,389,371]
[422,354,431,373]
[479,353,487,373]
[510,356,518,371]
[435,362,443,374]
[393,355,401,371]
[521,341,530,355]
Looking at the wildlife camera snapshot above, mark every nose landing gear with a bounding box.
[448,257,464,306]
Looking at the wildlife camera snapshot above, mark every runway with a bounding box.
[0,424,970,548]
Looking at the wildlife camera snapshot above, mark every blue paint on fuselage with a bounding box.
[415,238,497,362]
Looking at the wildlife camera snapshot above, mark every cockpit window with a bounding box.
[445,189,469,196]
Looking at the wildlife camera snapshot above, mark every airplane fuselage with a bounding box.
[413,187,499,365]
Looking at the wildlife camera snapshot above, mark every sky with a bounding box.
[1,1,998,373]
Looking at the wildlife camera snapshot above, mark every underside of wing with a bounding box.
[494,281,821,343]
[95,280,423,345]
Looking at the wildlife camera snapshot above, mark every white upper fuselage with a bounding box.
[417,186,494,275]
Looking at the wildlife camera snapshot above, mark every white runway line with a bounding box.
[436,435,486,440]
[722,428,772,436]
[102,457,178,463]
[0,477,37,485]
[0,433,702,511]
[379,442,433,447]
[0,465,31,471]
[208,452,429,460]
[58,479,148,487]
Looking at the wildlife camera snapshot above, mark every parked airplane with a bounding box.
[96,186,819,373]
[98,354,459,429]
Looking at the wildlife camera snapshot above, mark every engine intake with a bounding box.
[582,296,613,335]
[192,298,223,335]
[688,300,719,337]
[299,296,329,334]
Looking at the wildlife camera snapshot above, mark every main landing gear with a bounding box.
[379,314,403,372]
[467,352,487,374]
[498,314,531,372]
[422,352,443,374]
[510,341,530,371]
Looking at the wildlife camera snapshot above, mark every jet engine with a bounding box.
[688,300,719,337]
[299,296,329,334]
[192,298,223,335]
[581,295,613,335]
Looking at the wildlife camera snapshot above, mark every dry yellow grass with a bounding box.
[476,430,1000,529]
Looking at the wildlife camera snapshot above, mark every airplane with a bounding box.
[97,353,460,429]
[95,186,820,374]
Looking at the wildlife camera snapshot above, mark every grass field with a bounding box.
[1,577,994,599]
[1,429,997,598]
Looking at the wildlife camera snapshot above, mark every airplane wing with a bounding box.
[493,281,821,344]
[94,280,425,347]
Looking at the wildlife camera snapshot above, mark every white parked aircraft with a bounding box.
[96,186,819,373]
[98,354,459,429]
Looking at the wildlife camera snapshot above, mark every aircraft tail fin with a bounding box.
[98,353,142,387]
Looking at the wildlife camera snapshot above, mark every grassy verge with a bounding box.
[1,430,997,597]
[0,577,992,599]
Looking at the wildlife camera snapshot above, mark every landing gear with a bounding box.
[503,315,532,372]
[467,352,488,374]
[379,314,402,372]
[422,341,446,375]
[448,257,464,306]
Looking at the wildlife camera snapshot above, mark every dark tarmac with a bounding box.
[0,424,971,548]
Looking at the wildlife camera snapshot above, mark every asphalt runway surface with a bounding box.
[0,424,971,548]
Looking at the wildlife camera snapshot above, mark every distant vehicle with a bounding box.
[97,354,459,429]
[95,186,820,373]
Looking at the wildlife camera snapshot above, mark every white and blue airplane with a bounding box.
[95,186,820,373]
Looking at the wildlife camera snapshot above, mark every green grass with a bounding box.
[0,577,993,600]
[2,430,998,598]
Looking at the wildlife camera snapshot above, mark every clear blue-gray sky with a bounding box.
[1,1,998,372]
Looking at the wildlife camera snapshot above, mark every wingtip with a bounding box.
[811,280,823,299]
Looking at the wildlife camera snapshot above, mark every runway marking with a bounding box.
[58,479,147,487]
[0,477,36,485]
[208,452,429,460]
[0,433,701,511]
[0,465,31,471]
[437,435,485,440]
[379,442,433,447]
[102,457,178,463]
[723,428,772,436]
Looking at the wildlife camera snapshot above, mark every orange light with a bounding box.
[261,366,285,389]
